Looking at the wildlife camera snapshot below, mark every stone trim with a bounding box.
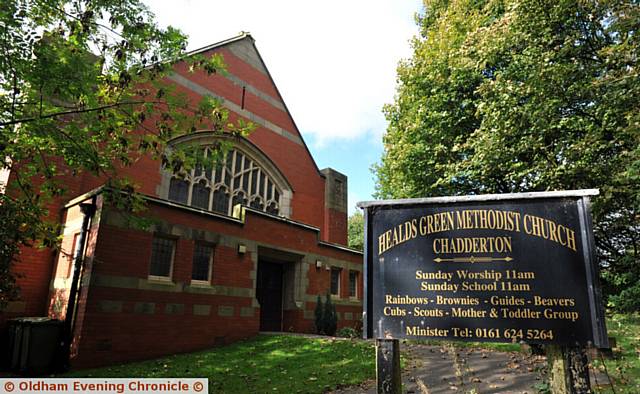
[165,303,185,315]
[307,255,363,273]
[186,284,253,298]
[240,307,255,317]
[226,38,269,76]
[321,168,348,213]
[218,305,234,317]
[225,72,285,111]
[304,294,361,306]
[168,73,302,146]
[90,274,254,299]
[318,240,363,256]
[193,304,211,316]
[133,302,155,314]
[97,300,123,313]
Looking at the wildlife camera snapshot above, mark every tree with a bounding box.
[0,0,253,305]
[375,0,640,310]
[347,210,364,251]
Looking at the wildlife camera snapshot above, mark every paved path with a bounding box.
[332,343,547,394]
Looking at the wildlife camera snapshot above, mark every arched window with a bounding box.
[164,143,290,217]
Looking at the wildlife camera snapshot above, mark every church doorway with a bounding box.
[256,260,284,331]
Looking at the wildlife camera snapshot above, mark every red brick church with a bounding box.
[1,33,363,368]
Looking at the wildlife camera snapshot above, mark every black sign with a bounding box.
[359,191,608,347]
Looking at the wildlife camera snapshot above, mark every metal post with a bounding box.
[376,339,401,394]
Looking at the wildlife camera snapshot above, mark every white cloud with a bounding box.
[144,0,421,146]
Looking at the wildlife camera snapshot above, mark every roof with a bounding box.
[184,31,254,57]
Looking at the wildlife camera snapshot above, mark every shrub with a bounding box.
[324,294,338,336]
[314,295,324,334]
[336,327,359,339]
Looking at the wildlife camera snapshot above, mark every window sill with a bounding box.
[330,294,341,300]
[147,276,174,285]
[190,280,212,287]
[349,296,359,302]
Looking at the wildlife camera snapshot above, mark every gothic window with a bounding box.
[212,187,229,214]
[266,202,278,215]
[250,197,264,211]
[232,191,248,208]
[165,147,284,217]
[191,181,210,210]
[168,177,189,204]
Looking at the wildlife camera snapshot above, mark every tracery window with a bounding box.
[167,147,283,217]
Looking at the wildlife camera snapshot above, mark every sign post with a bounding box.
[376,339,401,394]
[358,190,607,394]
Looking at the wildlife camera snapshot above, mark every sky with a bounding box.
[144,0,423,215]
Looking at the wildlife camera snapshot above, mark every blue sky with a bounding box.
[305,133,383,215]
[144,0,423,215]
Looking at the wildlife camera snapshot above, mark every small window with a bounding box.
[349,271,358,298]
[192,243,213,283]
[149,236,175,279]
[330,267,342,296]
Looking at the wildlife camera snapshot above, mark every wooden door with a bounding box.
[256,261,283,331]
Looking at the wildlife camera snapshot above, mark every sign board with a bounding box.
[359,190,608,347]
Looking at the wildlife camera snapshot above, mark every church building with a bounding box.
[2,33,363,368]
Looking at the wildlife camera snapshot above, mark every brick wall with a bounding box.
[62,197,361,368]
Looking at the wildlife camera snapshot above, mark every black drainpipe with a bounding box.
[61,200,96,369]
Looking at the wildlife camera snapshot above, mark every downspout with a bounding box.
[61,200,96,368]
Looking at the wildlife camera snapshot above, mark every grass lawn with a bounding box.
[64,335,375,393]
[593,313,640,394]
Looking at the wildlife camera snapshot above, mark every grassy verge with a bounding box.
[65,335,375,393]
[592,313,640,394]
